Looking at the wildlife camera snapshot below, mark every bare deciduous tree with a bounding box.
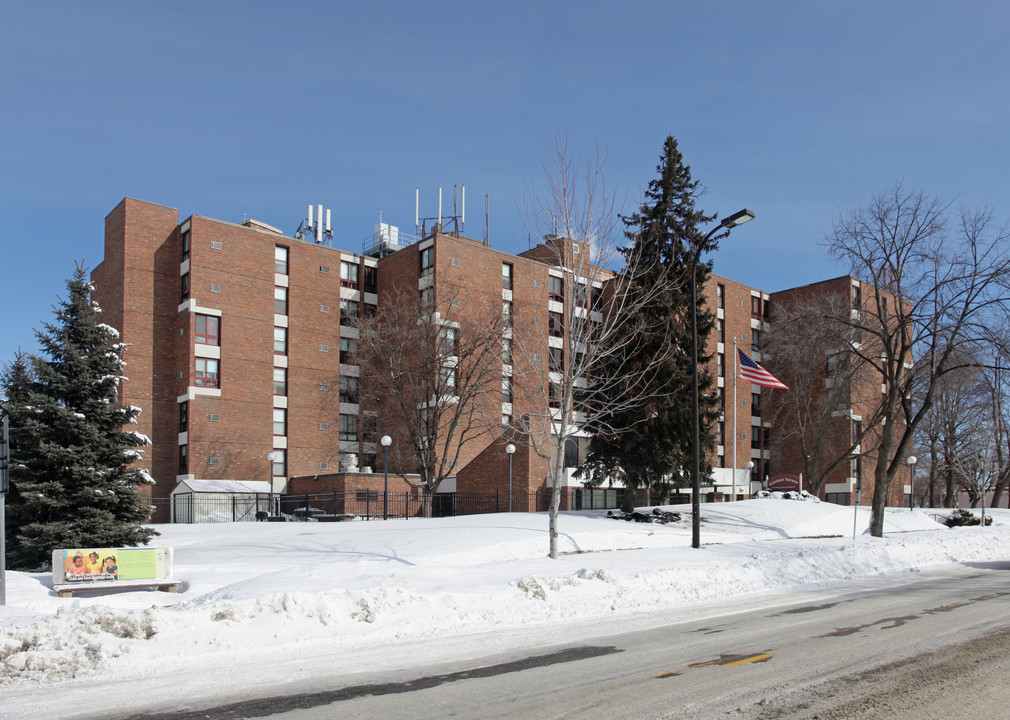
[352,280,503,514]
[513,139,685,558]
[825,183,1010,536]
[766,292,882,497]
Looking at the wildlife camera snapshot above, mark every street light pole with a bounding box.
[505,443,516,512]
[692,209,755,549]
[267,451,278,517]
[381,435,392,520]
[907,455,917,509]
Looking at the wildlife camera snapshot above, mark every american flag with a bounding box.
[738,349,788,389]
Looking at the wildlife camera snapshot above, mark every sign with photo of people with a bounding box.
[52,547,173,585]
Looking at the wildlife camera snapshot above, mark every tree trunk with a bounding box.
[548,441,564,559]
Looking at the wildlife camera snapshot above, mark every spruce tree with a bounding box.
[588,136,721,510]
[1,266,156,570]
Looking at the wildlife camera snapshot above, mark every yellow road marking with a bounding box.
[722,653,772,666]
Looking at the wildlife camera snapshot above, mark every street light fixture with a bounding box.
[907,455,917,509]
[381,435,392,520]
[505,443,516,512]
[691,209,755,549]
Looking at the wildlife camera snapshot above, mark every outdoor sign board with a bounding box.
[767,474,801,492]
[51,547,173,587]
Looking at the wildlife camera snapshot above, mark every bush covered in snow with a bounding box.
[754,490,820,502]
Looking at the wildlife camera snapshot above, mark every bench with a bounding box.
[53,579,181,598]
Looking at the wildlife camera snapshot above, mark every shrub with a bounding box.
[945,508,993,527]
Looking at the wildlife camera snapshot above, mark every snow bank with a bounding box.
[0,501,1005,717]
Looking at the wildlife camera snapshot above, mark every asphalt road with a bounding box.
[128,561,1010,720]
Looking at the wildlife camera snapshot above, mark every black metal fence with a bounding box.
[150,487,624,524]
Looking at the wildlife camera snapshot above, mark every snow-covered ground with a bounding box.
[2,497,1009,718]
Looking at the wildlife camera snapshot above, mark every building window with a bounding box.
[420,247,434,276]
[852,420,863,444]
[502,413,512,427]
[179,401,188,433]
[751,393,761,416]
[549,382,562,409]
[195,358,220,388]
[751,296,762,320]
[340,261,359,289]
[275,246,289,275]
[340,337,357,364]
[717,283,725,309]
[751,425,761,449]
[420,287,434,308]
[718,420,725,444]
[751,328,761,353]
[339,375,358,404]
[717,353,725,377]
[273,367,287,396]
[180,273,190,302]
[440,327,457,355]
[339,414,358,442]
[502,338,512,365]
[181,230,191,262]
[179,444,188,475]
[340,298,358,325]
[549,311,564,338]
[363,266,378,293]
[502,263,513,290]
[274,286,288,315]
[195,314,220,346]
[439,367,457,395]
[549,346,564,373]
[273,408,286,437]
[549,276,564,302]
[717,318,725,344]
[851,283,861,309]
[274,326,287,355]
[502,376,513,403]
[271,449,286,477]
[502,300,512,327]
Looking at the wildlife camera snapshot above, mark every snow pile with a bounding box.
[0,500,1005,718]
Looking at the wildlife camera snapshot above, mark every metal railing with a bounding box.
[149,487,624,524]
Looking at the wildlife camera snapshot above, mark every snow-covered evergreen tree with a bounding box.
[1,266,156,570]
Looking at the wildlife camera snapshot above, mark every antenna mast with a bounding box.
[294,204,333,245]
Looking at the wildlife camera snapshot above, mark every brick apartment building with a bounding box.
[91,197,900,516]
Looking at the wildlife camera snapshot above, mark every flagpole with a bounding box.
[733,339,738,502]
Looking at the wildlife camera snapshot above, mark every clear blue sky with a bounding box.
[3,1,1009,367]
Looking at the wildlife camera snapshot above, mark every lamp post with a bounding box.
[505,443,516,512]
[907,455,917,509]
[381,435,392,520]
[746,460,754,496]
[267,451,278,517]
[691,209,755,549]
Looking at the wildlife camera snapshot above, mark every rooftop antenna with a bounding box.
[294,204,333,245]
[416,183,469,238]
